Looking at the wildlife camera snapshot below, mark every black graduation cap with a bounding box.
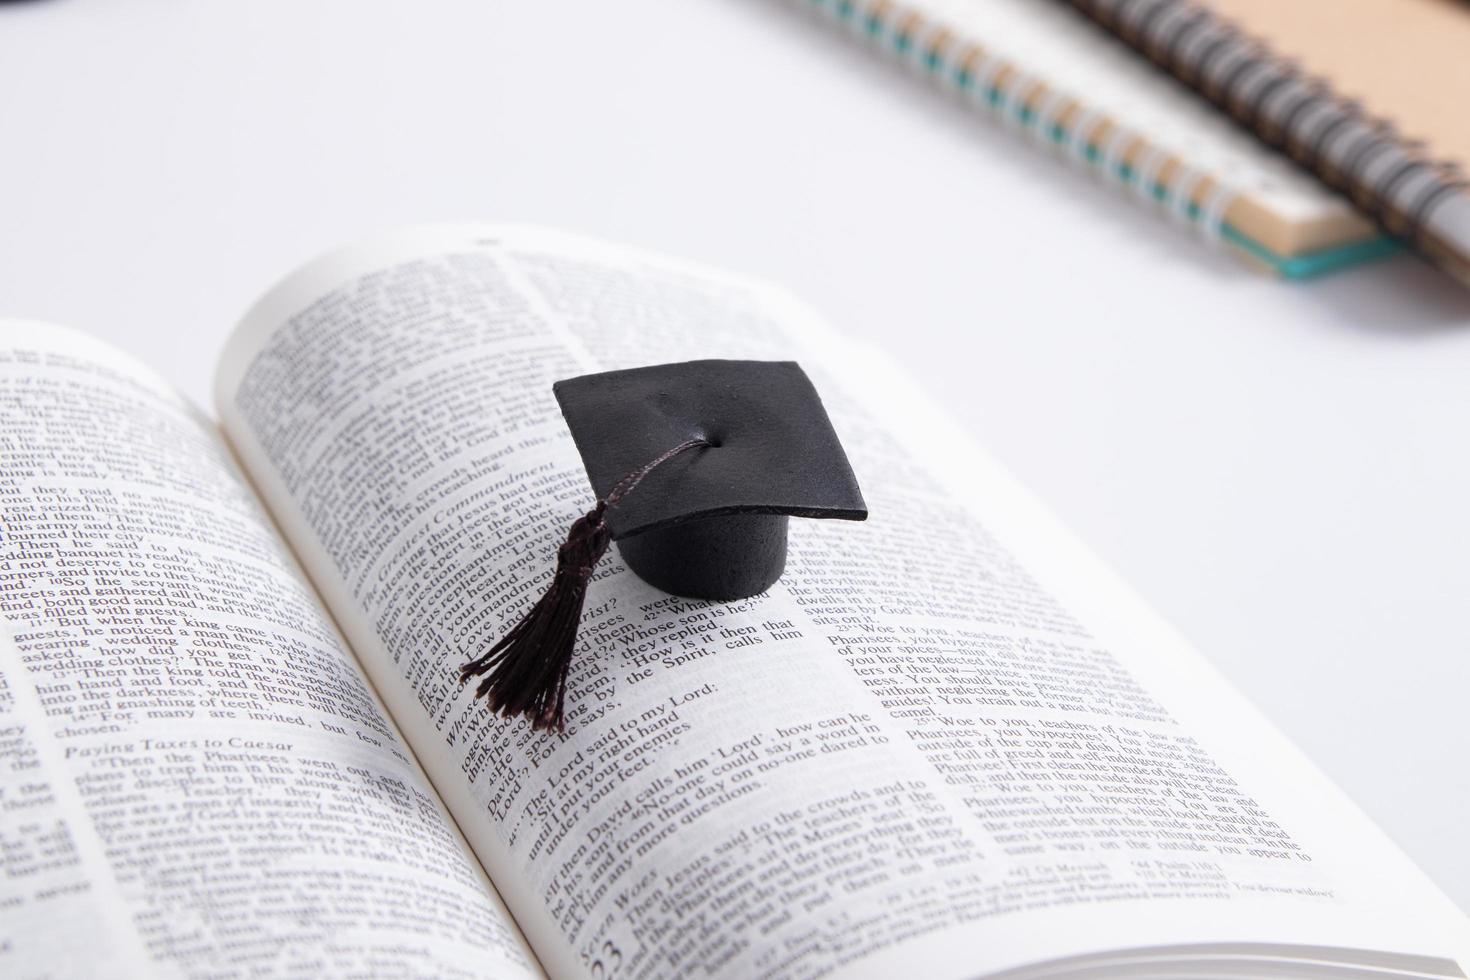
[460,359,867,731]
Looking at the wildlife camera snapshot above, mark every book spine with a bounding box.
[1059,0,1470,281]
[797,0,1241,245]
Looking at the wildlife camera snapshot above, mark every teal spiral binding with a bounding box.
[794,0,1402,277]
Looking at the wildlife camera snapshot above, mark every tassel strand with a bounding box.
[460,438,708,732]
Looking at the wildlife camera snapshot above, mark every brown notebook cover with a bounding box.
[1061,0,1470,286]
[1205,0,1470,170]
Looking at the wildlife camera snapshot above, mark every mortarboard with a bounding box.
[460,359,867,731]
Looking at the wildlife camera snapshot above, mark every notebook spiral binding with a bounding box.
[800,0,1241,244]
[1061,0,1469,251]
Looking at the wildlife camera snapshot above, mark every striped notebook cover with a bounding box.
[795,0,1400,277]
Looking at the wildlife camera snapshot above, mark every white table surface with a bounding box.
[2,0,1466,911]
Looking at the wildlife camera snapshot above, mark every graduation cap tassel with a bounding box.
[461,437,709,732]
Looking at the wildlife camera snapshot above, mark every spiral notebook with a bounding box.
[797,0,1399,277]
[1067,0,1470,288]
[1198,0,1470,171]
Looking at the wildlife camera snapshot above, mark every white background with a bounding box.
[1,0,1465,909]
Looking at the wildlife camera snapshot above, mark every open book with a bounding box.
[2,225,1465,979]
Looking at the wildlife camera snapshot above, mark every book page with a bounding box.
[215,225,1469,979]
[0,323,540,978]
